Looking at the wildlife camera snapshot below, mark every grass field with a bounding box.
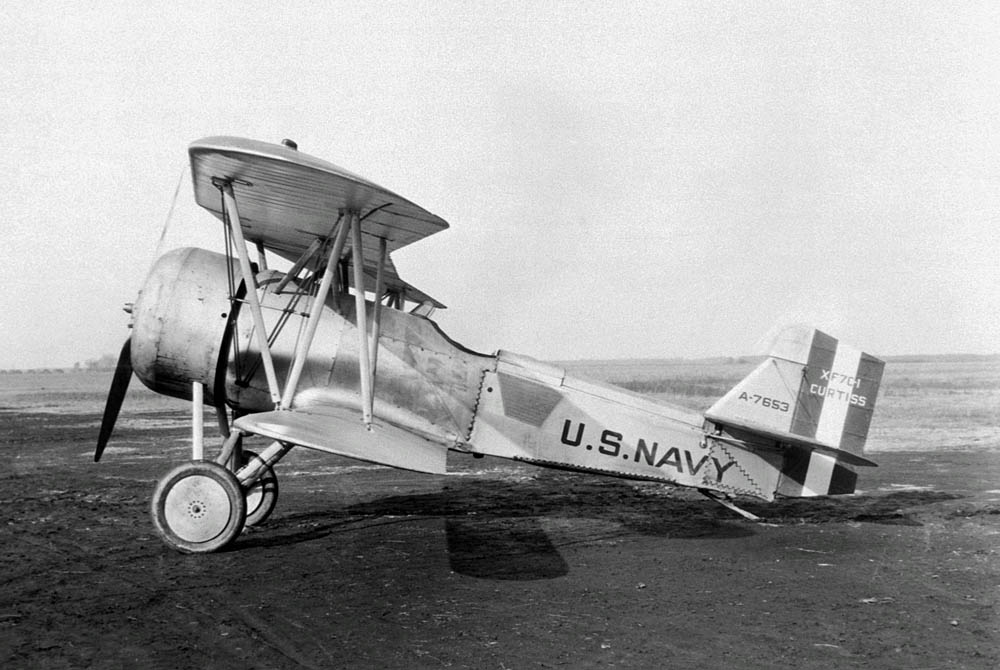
[2,355,997,455]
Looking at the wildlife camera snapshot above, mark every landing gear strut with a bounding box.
[239,450,279,527]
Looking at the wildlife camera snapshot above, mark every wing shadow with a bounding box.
[444,516,569,580]
[347,474,753,579]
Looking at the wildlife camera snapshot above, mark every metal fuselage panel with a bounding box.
[226,282,493,446]
[463,353,783,499]
[130,247,239,405]
[468,354,715,487]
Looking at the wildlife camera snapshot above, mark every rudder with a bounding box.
[705,325,885,468]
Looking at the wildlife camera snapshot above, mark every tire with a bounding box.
[151,461,247,553]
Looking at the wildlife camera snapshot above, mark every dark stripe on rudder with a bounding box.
[789,330,838,439]
[839,353,885,453]
[780,447,811,490]
[828,461,859,495]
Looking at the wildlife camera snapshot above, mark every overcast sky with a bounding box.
[3,1,999,369]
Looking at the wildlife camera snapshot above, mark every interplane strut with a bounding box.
[218,180,282,407]
[216,179,387,430]
[280,213,349,408]
[349,211,374,428]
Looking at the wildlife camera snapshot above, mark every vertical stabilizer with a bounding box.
[704,326,884,462]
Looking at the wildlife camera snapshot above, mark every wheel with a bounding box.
[237,450,279,527]
[151,461,246,553]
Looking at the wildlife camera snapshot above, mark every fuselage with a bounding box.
[131,247,764,498]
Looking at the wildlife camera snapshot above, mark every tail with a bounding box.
[704,326,884,497]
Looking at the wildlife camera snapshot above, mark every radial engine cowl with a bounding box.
[130,247,239,404]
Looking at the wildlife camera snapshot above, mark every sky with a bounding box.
[3,1,999,369]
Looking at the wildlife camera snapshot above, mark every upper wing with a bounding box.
[189,136,448,306]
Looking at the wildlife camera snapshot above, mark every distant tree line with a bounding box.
[79,353,120,370]
[0,352,120,374]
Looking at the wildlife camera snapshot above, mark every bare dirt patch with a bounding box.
[1,368,998,668]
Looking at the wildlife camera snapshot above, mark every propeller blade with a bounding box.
[95,339,132,462]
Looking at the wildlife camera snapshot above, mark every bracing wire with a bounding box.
[153,165,189,260]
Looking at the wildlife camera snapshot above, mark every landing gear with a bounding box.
[238,450,279,527]
[151,461,246,553]
[151,426,291,552]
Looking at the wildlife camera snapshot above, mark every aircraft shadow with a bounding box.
[233,515,374,551]
[347,474,754,580]
[235,474,751,577]
[351,474,755,537]
[236,473,964,580]
[234,508,571,580]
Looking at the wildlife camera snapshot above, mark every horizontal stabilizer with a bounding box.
[709,424,877,468]
[705,325,884,462]
[234,408,447,475]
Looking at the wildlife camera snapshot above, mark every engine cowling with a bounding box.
[130,247,240,405]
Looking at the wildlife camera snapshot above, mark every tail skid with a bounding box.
[700,489,762,521]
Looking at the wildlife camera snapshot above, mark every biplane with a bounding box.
[96,136,885,553]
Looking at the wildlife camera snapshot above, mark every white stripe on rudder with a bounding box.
[814,344,862,446]
[802,450,837,496]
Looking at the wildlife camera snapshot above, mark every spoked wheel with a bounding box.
[151,461,246,553]
[238,450,279,527]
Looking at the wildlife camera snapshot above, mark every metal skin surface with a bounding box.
[125,249,746,498]
[130,248,492,449]
[129,248,239,405]
[223,266,492,447]
[127,247,884,503]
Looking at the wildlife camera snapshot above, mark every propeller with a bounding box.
[95,339,133,462]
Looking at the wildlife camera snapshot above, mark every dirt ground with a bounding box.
[1,403,998,669]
